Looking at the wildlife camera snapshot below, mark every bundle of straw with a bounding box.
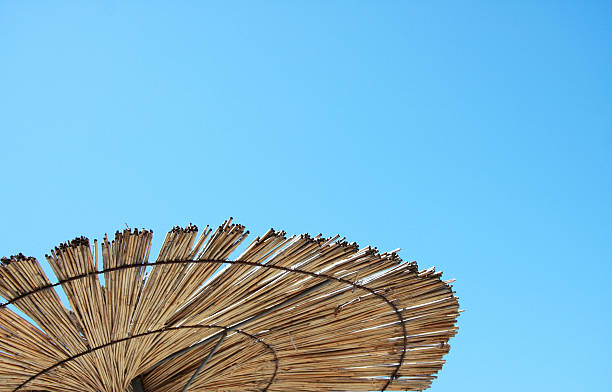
[0,219,460,391]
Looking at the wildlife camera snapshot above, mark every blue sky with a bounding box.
[1,1,610,391]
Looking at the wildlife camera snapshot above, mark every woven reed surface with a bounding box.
[0,219,460,391]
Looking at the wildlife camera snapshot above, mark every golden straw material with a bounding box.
[0,219,460,391]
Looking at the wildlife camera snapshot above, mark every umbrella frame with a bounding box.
[2,259,408,392]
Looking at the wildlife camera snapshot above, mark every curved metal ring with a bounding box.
[15,325,278,392]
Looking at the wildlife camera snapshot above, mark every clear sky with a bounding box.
[1,1,610,391]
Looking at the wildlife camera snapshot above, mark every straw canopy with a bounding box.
[0,219,460,391]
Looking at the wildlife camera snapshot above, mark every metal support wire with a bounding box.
[181,332,226,392]
[134,278,330,391]
[130,376,144,392]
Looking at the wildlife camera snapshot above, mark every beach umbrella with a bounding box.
[0,219,460,391]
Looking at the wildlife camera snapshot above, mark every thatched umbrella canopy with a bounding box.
[0,219,460,391]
